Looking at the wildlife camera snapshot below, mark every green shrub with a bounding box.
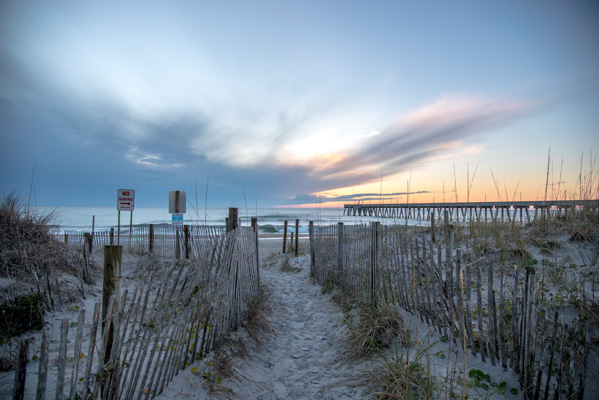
[0,293,44,342]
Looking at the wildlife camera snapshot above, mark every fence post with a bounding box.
[521,266,536,394]
[149,224,154,253]
[227,207,238,232]
[282,221,288,254]
[295,219,299,257]
[37,327,49,399]
[370,221,380,305]
[337,222,344,284]
[446,222,454,334]
[309,221,315,278]
[84,232,92,254]
[431,209,436,242]
[176,228,181,259]
[13,339,28,400]
[103,245,122,364]
[252,218,259,285]
[184,224,190,259]
[110,228,114,245]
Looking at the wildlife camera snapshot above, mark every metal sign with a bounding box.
[172,213,184,226]
[117,189,135,211]
[169,191,186,213]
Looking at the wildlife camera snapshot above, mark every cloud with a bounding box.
[1,36,538,207]
[125,147,184,170]
[276,94,536,191]
[359,130,381,138]
[285,191,432,205]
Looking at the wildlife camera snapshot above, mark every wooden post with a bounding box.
[295,219,299,257]
[444,210,450,239]
[447,224,454,257]
[184,224,190,259]
[64,231,68,245]
[149,224,154,253]
[431,209,436,242]
[252,218,259,285]
[56,319,68,399]
[103,245,122,364]
[91,215,95,252]
[309,221,315,278]
[446,223,454,340]
[175,228,181,259]
[282,220,288,254]
[370,221,380,305]
[13,339,28,400]
[227,207,238,232]
[84,232,92,254]
[337,222,344,284]
[37,327,50,400]
[129,211,133,249]
[69,309,86,399]
[110,228,114,245]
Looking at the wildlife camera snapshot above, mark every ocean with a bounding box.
[34,206,420,234]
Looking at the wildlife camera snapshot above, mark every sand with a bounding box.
[156,239,374,399]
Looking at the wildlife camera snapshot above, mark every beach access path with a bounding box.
[156,240,374,400]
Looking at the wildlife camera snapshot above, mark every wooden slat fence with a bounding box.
[59,224,230,260]
[311,222,594,399]
[11,225,259,400]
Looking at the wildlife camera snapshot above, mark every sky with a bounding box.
[1,1,598,208]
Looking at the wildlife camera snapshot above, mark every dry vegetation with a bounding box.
[1,193,74,283]
[0,193,94,340]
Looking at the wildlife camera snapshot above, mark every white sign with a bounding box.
[169,191,186,213]
[172,213,184,226]
[117,189,135,211]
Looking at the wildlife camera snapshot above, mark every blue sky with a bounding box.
[1,1,598,208]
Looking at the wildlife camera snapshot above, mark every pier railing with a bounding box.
[344,200,599,224]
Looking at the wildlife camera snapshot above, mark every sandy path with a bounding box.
[158,243,373,399]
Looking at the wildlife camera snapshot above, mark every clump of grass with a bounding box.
[370,344,436,400]
[0,192,82,285]
[195,345,237,396]
[0,292,44,342]
[242,286,271,344]
[344,302,409,359]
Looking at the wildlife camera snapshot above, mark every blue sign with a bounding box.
[172,213,184,226]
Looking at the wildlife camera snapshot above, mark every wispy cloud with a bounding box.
[286,191,432,206]
[125,147,184,170]
[278,94,536,192]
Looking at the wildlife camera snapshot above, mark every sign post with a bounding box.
[169,191,186,260]
[169,191,186,214]
[117,189,135,245]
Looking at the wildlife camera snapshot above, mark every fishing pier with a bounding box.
[344,200,599,223]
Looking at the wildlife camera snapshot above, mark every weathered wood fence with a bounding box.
[11,224,260,400]
[310,222,594,399]
[59,224,232,259]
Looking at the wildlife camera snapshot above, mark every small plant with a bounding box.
[371,344,436,399]
[463,368,518,396]
[0,293,44,340]
[344,302,408,358]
